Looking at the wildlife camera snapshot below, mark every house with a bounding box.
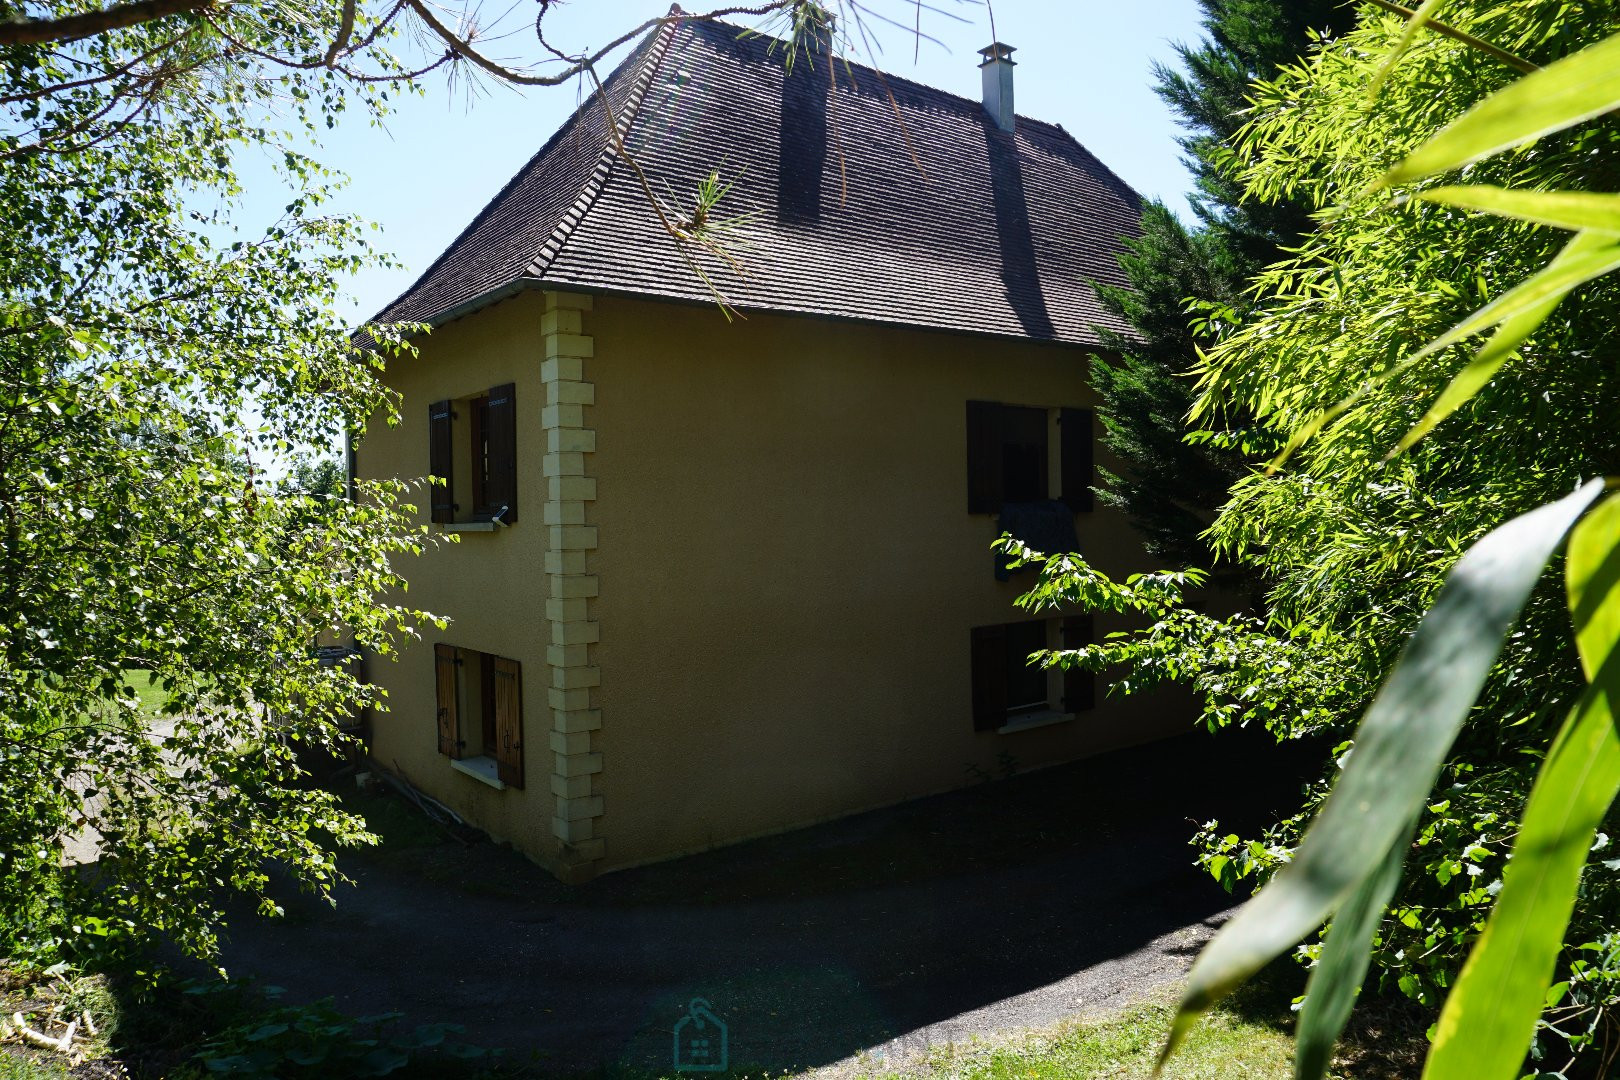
[353,10,1179,883]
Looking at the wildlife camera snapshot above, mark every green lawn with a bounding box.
[834,976,1425,1080]
[121,668,170,714]
[844,999,1293,1080]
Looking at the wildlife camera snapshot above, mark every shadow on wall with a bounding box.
[210,726,1319,1074]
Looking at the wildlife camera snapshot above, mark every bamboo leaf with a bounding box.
[1392,231,1614,455]
[1386,31,1620,184]
[1271,239,1620,471]
[1162,481,1607,1064]
[1571,493,1620,681]
[1295,830,1411,1080]
[1410,242,1620,364]
[1417,185,1620,234]
[1424,493,1620,1080]
[1368,0,1447,102]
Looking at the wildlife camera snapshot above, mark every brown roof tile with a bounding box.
[372,15,1143,346]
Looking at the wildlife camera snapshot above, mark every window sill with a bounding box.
[441,521,498,533]
[996,709,1074,735]
[450,755,506,789]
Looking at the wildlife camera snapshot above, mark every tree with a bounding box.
[1011,2,1620,1073]
[0,0,951,968]
[1090,0,1356,570]
[283,457,346,500]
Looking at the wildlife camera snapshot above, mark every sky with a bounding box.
[227,0,1210,325]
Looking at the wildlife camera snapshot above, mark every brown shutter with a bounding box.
[428,400,454,523]
[970,623,1008,731]
[485,383,517,523]
[434,643,460,757]
[1061,614,1096,712]
[967,400,1000,513]
[493,656,524,788]
[1060,407,1094,512]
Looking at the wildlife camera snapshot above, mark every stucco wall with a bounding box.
[357,289,1189,879]
[586,294,1186,872]
[355,292,559,867]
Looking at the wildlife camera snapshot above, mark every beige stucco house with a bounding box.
[354,12,1179,883]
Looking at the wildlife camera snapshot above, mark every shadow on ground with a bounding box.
[214,727,1317,1075]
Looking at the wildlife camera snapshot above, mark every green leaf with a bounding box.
[1571,494,1620,683]
[1270,235,1620,469]
[358,1047,411,1076]
[1392,230,1616,455]
[1295,829,1412,1080]
[1368,0,1447,102]
[1386,31,1620,185]
[1417,185,1620,234]
[1424,493,1620,1080]
[1407,241,1620,365]
[1162,480,1606,1064]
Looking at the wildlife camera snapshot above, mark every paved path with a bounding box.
[218,729,1314,1075]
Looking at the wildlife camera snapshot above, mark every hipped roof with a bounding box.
[372,13,1143,346]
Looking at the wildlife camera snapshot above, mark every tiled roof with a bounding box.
[372,13,1144,346]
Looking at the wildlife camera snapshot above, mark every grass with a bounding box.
[844,995,1304,1080]
[340,787,459,850]
[0,1057,70,1079]
[0,964,122,1079]
[121,669,170,714]
[825,969,1428,1080]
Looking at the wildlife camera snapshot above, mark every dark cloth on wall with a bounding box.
[994,499,1079,580]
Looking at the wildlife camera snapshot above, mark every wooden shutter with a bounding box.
[484,383,517,523]
[1059,407,1094,512]
[1061,614,1096,712]
[970,624,1008,730]
[493,656,524,788]
[966,400,1000,513]
[428,400,454,523]
[434,643,460,757]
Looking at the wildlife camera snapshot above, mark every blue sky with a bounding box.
[234,0,1209,324]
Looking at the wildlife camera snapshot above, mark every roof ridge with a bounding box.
[525,15,683,279]
[365,20,677,326]
[689,17,1094,143]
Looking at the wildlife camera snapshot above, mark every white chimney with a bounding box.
[978,42,1016,132]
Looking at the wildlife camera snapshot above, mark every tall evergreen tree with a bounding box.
[1092,0,1358,569]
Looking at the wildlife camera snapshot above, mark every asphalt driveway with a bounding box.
[217,728,1316,1075]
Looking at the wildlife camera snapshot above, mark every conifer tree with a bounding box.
[1092,0,1356,568]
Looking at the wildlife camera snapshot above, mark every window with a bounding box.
[428,382,518,525]
[970,616,1094,731]
[433,643,524,788]
[965,401,1093,513]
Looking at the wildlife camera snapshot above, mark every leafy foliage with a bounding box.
[1014,2,1620,1075]
[188,986,495,1078]
[0,3,442,965]
[1090,0,1356,569]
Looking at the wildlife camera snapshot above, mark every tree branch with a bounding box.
[0,0,215,47]
[322,0,356,67]
[405,0,794,88]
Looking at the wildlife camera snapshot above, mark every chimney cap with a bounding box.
[978,42,1016,66]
